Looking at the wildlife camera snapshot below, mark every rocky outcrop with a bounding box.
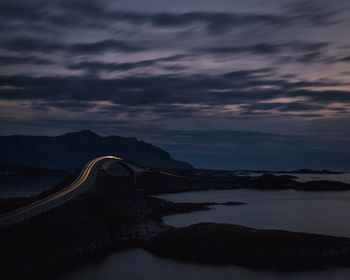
[2,170,350,279]
[0,171,220,279]
[137,171,350,193]
[146,223,350,269]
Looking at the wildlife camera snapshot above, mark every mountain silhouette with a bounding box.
[0,130,193,170]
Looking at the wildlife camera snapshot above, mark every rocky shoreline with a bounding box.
[1,171,350,279]
[0,171,232,279]
[137,171,350,194]
[146,223,350,270]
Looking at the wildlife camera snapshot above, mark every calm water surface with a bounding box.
[59,187,350,280]
[0,175,66,197]
[56,248,350,280]
[158,189,350,237]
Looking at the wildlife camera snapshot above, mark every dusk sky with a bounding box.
[1,0,350,170]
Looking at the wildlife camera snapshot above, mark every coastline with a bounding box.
[2,171,350,279]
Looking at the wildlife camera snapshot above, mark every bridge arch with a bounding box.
[99,156,147,186]
[101,159,136,185]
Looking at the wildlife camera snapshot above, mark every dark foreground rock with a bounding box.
[0,171,231,280]
[1,170,350,279]
[146,223,350,269]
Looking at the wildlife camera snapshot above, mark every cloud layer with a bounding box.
[1,0,350,169]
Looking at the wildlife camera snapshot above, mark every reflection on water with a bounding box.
[158,189,350,238]
[57,248,350,280]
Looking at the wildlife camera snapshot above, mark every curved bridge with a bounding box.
[0,156,147,228]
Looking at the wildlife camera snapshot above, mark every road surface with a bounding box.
[0,156,146,228]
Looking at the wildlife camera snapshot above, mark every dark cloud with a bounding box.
[1,37,62,53]
[54,2,344,31]
[125,12,289,31]
[30,100,95,112]
[198,43,280,55]
[0,1,47,20]
[0,0,350,170]
[0,2,286,34]
[242,102,323,112]
[196,41,330,63]
[0,55,52,66]
[0,1,344,68]
[285,0,343,26]
[67,54,188,73]
[51,1,294,32]
[67,39,146,54]
[0,0,344,35]
[0,72,349,120]
[337,56,350,62]
[0,37,147,54]
[58,0,107,16]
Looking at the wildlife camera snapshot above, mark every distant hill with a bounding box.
[0,130,193,170]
